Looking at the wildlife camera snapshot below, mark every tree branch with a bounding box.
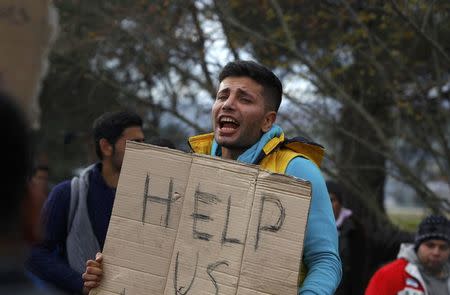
[390,0,450,66]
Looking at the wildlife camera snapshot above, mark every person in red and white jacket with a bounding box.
[365,215,450,295]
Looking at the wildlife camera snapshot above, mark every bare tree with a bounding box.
[42,0,449,219]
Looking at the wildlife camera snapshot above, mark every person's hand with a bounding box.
[82,252,103,295]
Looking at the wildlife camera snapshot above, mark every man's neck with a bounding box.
[221,147,246,160]
[426,267,448,279]
[101,161,119,188]
[421,262,449,279]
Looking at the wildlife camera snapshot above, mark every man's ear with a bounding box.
[261,111,277,132]
[99,138,113,158]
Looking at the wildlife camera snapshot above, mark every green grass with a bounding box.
[388,211,426,231]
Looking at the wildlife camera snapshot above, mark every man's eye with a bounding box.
[216,95,227,101]
[440,245,449,251]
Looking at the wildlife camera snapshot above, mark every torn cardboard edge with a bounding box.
[93,141,312,295]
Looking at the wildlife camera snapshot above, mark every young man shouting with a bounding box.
[83,61,342,294]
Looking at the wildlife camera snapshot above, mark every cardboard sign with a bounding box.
[92,142,312,295]
[0,0,58,128]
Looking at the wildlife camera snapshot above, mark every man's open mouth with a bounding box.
[219,116,239,129]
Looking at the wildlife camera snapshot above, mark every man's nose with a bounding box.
[431,247,442,256]
[222,94,237,110]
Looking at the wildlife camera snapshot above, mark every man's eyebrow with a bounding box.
[236,88,249,93]
[217,88,230,93]
[217,86,255,97]
[236,87,255,97]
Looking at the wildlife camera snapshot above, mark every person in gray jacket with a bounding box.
[27,111,145,294]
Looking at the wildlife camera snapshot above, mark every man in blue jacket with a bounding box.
[27,111,145,294]
[83,61,341,294]
[188,60,341,294]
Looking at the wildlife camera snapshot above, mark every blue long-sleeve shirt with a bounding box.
[27,163,115,294]
[286,158,341,294]
[211,125,342,295]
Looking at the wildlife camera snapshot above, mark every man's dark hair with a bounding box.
[326,180,343,204]
[218,60,283,112]
[93,110,143,159]
[0,93,32,237]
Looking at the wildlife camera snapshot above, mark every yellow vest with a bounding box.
[188,132,325,286]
